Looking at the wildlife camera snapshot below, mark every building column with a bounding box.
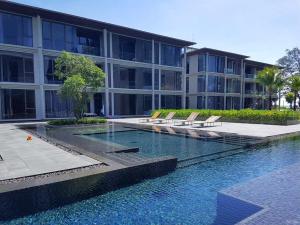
[205,52,209,109]
[240,59,244,109]
[151,40,155,110]
[182,47,187,109]
[34,15,45,120]
[89,94,95,113]
[224,56,227,109]
[103,29,110,117]
[158,42,162,109]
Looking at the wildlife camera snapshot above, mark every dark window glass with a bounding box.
[161,95,182,109]
[198,54,206,72]
[226,78,241,93]
[245,82,256,94]
[44,56,63,84]
[197,75,206,92]
[155,94,159,109]
[112,34,152,63]
[42,21,102,56]
[45,90,73,118]
[207,76,224,93]
[0,12,33,47]
[161,44,181,67]
[0,89,36,119]
[226,97,240,110]
[154,69,159,90]
[1,54,34,83]
[227,59,241,75]
[186,61,190,74]
[113,65,152,89]
[154,42,159,64]
[161,70,182,91]
[208,55,225,73]
[207,96,224,110]
[114,94,152,115]
[186,77,189,93]
[197,96,206,109]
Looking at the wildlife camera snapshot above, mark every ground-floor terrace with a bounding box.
[1,119,300,224]
[0,87,272,121]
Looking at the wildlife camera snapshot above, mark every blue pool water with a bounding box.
[83,130,238,160]
[4,137,300,225]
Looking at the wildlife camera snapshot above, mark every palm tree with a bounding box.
[288,74,300,111]
[256,67,284,110]
[285,92,294,109]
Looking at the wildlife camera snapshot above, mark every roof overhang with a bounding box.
[0,1,195,47]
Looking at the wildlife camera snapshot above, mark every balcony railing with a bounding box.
[245,73,256,79]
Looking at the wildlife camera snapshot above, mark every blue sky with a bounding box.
[14,0,300,64]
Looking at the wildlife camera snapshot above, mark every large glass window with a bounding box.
[154,69,159,90]
[198,54,206,72]
[42,21,103,56]
[0,12,33,47]
[245,82,256,94]
[1,89,36,119]
[113,65,152,89]
[114,94,152,115]
[161,44,181,67]
[197,75,206,92]
[161,70,182,91]
[227,59,241,75]
[45,90,73,118]
[161,95,182,109]
[197,96,206,109]
[0,53,34,83]
[154,42,159,64]
[226,97,240,110]
[207,96,224,110]
[208,55,225,73]
[207,76,224,93]
[112,34,152,63]
[226,78,241,93]
[44,56,63,84]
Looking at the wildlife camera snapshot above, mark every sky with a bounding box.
[13,0,300,64]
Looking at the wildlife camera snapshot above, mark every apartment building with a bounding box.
[186,48,277,110]
[0,1,194,121]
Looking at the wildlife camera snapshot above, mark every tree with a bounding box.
[55,51,105,119]
[288,74,300,111]
[285,92,294,109]
[278,47,300,77]
[256,67,284,110]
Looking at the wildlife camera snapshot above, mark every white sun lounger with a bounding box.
[192,116,222,127]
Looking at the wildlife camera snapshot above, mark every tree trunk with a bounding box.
[293,92,297,111]
[278,91,281,110]
[268,93,272,110]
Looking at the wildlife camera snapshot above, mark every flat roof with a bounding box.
[0,1,195,47]
[187,47,249,59]
[244,59,282,68]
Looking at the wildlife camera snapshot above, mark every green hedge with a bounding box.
[48,117,107,126]
[152,109,300,125]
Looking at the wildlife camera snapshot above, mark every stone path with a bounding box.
[0,123,100,181]
[111,118,300,138]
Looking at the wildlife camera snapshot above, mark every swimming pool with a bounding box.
[82,129,239,161]
[5,135,300,225]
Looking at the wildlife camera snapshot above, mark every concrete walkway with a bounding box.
[0,123,100,181]
[111,118,300,138]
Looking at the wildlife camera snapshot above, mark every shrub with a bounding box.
[48,117,107,126]
[151,109,300,125]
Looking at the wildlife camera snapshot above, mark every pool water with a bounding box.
[5,137,300,225]
[83,130,239,161]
